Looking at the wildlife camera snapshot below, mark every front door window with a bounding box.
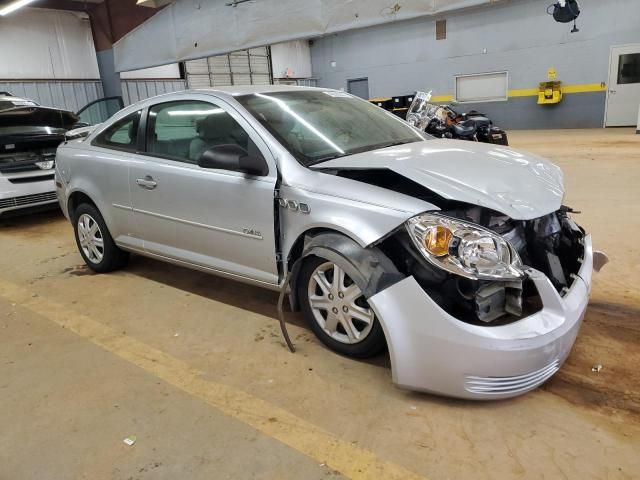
[145,100,262,164]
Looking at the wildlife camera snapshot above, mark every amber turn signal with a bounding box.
[423,226,453,257]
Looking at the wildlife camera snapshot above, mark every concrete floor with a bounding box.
[1,128,639,479]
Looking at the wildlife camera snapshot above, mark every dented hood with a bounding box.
[312,139,564,220]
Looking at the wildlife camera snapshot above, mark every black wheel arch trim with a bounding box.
[289,232,405,311]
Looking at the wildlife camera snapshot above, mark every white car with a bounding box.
[0,93,122,217]
[55,86,607,399]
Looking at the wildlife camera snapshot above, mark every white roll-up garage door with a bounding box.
[185,47,272,88]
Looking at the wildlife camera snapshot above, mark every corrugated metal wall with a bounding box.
[0,79,187,110]
[0,9,99,80]
[0,80,103,112]
[121,79,186,105]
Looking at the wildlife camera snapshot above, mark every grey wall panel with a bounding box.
[0,81,104,112]
[460,93,606,130]
[121,80,186,105]
[0,9,99,79]
[310,0,640,128]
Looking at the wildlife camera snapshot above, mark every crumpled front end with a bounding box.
[369,208,595,399]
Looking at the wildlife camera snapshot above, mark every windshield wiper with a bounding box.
[308,152,352,166]
[370,139,413,150]
[308,140,416,166]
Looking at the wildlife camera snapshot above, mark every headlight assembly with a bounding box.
[406,213,524,281]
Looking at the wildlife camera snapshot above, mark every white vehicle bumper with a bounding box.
[0,170,57,216]
[369,235,594,400]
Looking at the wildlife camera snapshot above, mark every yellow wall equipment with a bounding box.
[538,81,563,105]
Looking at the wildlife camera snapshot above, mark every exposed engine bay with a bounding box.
[1,94,79,215]
[381,205,585,325]
[0,95,77,175]
[331,168,587,325]
[0,133,63,174]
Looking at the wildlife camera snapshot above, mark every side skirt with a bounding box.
[117,244,282,292]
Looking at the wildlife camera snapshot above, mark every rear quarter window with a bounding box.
[93,110,141,152]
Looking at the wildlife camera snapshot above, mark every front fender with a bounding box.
[280,184,434,259]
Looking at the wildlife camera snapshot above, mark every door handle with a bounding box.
[136,176,157,190]
[609,89,617,94]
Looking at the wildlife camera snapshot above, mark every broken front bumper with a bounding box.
[368,235,594,400]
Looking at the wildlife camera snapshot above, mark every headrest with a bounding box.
[128,121,138,143]
[197,113,238,140]
[269,109,295,133]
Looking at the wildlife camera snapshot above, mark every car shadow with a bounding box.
[125,255,392,370]
[0,207,64,230]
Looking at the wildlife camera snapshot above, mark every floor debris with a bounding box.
[123,435,137,446]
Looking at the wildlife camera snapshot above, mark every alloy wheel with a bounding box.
[77,213,104,264]
[307,261,375,344]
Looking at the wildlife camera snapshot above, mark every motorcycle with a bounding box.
[406,91,509,145]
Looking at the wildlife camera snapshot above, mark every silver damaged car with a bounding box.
[55,86,606,399]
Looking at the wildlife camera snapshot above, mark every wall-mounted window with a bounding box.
[617,53,640,84]
[455,71,508,103]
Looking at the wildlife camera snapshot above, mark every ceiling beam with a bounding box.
[114,0,507,72]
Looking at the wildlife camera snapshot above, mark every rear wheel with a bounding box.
[298,256,386,358]
[73,203,128,273]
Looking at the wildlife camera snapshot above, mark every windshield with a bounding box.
[237,90,427,166]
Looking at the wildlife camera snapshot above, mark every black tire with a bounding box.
[73,203,129,273]
[298,255,387,359]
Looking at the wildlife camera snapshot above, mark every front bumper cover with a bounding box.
[0,172,57,215]
[368,234,594,400]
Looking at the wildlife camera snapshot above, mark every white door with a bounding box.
[605,44,640,127]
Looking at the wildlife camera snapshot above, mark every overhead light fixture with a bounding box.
[136,0,174,7]
[0,0,37,16]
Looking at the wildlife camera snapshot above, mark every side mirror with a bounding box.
[198,144,268,176]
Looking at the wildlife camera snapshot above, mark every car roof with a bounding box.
[191,85,335,96]
[106,85,355,128]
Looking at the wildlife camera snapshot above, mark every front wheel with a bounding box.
[73,203,128,273]
[298,256,386,358]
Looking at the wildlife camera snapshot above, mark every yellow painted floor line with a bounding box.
[0,277,426,480]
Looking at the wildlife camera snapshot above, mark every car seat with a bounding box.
[189,113,244,162]
[268,108,301,152]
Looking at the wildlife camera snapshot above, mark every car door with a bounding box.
[87,108,141,249]
[76,96,124,126]
[128,96,279,286]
